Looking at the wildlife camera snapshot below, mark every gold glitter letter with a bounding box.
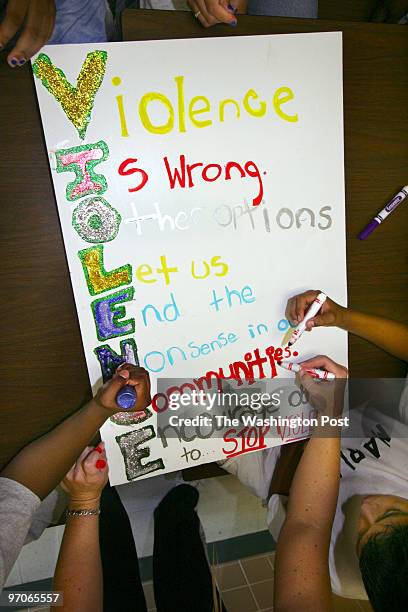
[78,244,132,296]
[32,50,107,140]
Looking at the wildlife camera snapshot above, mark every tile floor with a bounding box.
[143,552,374,612]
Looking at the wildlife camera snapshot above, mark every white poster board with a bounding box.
[32,32,347,486]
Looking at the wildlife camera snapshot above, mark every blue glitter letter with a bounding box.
[94,338,139,382]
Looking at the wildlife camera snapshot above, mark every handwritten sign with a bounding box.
[32,33,347,485]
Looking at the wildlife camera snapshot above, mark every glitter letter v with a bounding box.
[32,51,107,140]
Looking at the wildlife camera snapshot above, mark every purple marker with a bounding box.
[358,186,408,240]
[116,344,138,410]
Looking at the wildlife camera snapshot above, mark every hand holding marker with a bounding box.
[288,292,327,347]
[278,360,335,380]
[116,346,138,410]
[284,291,335,379]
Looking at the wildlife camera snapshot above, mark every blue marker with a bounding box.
[115,345,138,410]
[116,385,137,410]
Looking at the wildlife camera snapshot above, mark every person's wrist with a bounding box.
[90,396,119,416]
[334,304,348,330]
[310,420,342,437]
[68,495,101,511]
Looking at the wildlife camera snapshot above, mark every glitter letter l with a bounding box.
[78,245,132,296]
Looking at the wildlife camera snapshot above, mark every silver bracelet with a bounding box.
[66,508,100,518]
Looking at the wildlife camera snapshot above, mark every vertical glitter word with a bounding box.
[94,338,139,382]
[116,428,165,480]
[56,141,109,201]
[72,196,121,243]
[32,50,107,140]
[78,244,132,296]
[92,287,135,341]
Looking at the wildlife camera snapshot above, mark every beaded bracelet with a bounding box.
[66,508,100,518]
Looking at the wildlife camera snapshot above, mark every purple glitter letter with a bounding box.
[92,287,135,341]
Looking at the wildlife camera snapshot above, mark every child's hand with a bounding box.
[188,0,238,27]
[0,0,56,68]
[62,443,108,508]
[296,355,348,420]
[285,289,346,331]
[94,364,151,414]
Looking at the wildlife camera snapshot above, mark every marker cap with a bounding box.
[116,385,137,410]
[358,219,380,241]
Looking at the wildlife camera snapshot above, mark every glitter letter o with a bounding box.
[72,196,121,243]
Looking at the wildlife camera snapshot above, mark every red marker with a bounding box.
[278,360,335,380]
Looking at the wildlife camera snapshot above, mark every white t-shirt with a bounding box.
[328,383,408,599]
[222,378,408,600]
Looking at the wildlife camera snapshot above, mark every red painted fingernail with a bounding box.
[95,445,103,454]
[96,459,106,469]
